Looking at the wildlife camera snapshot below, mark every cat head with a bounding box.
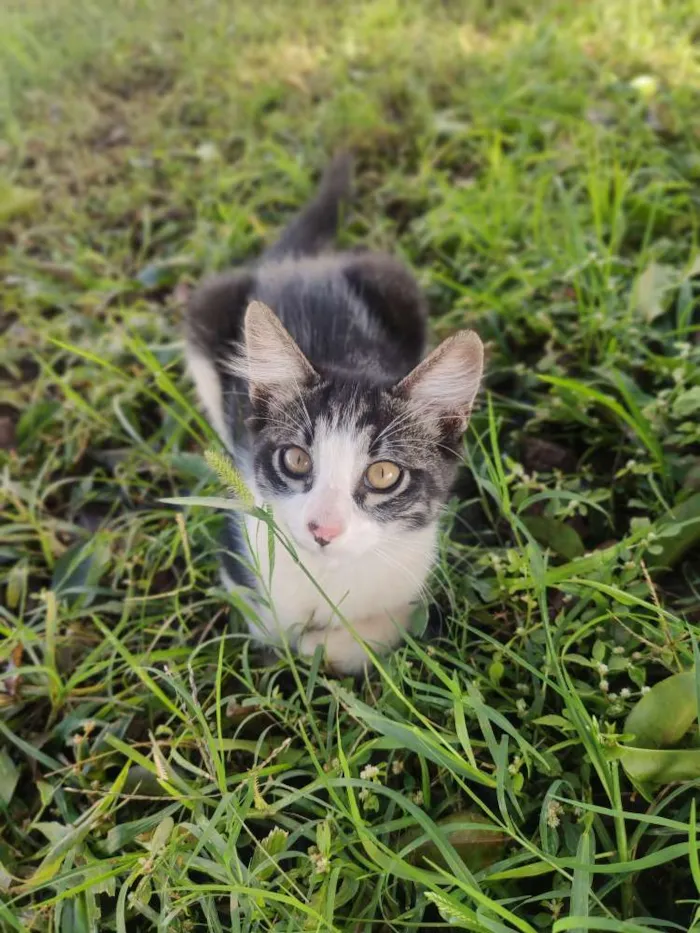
[235,301,483,561]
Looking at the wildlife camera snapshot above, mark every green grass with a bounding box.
[2,0,700,929]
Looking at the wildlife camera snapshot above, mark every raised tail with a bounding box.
[262,151,353,261]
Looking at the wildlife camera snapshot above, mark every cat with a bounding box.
[185,153,484,674]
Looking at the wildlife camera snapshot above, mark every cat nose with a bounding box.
[307,520,343,547]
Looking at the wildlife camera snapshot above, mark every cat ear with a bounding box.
[398,330,484,426]
[242,301,316,398]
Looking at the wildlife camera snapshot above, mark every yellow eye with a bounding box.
[365,461,402,491]
[281,446,312,477]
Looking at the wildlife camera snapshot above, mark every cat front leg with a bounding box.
[297,607,413,675]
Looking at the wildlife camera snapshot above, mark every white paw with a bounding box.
[297,628,327,658]
[297,626,372,676]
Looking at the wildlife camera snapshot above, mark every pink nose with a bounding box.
[307,520,343,547]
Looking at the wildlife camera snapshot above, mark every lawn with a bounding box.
[2,0,700,929]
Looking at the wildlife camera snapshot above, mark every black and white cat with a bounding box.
[185,154,483,673]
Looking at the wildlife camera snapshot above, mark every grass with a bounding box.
[2,0,700,929]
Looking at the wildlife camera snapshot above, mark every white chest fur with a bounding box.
[241,511,437,644]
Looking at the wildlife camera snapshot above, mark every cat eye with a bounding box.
[281,446,312,477]
[365,460,402,491]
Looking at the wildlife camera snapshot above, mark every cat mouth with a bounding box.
[306,540,338,557]
[291,534,349,564]
[288,534,330,557]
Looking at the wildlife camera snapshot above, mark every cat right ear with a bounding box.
[397,330,484,428]
[241,301,317,400]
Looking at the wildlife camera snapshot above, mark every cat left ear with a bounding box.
[241,301,317,399]
[397,330,484,427]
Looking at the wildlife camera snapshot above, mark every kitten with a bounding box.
[185,153,484,674]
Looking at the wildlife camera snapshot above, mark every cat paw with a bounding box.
[297,627,327,658]
[297,626,371,676]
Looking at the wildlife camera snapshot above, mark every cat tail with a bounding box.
[262,151,353,260]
